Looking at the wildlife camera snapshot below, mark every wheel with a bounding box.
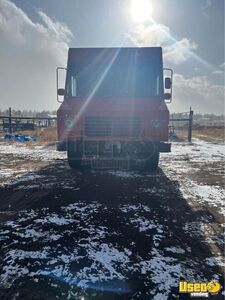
[145,150,159,171]
[67,149,82,168]
[67,142,82,169]
[125,141,159,171]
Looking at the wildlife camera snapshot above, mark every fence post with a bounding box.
[188,107,194,142]
[9,107,12,134]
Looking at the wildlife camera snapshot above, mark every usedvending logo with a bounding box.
[179,280,221,298]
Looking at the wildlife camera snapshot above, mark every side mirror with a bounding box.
[164,93,171,100]
[56,67,67,103]
[165,77,171,89]
[57,88,65,96]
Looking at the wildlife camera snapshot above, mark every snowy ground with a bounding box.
[0,139,224,299]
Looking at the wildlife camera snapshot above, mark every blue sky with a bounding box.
[0,0,224,113]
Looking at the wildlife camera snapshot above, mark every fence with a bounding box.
[0,108,56,133]
[169,108,194,142]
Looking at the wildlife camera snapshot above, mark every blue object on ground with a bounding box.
[4,133,37,142]
[4,133,14,140]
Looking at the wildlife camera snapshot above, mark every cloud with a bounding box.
[211,62,225,75]
[171,73,225,114]
[0,0,73,110]
[212,70,224,75]
[128,23,198,65]
[164,38,198,65]
[128,23,170,46]
[201,0,212,18]
[202,0,212,10]
[219,62,225,70]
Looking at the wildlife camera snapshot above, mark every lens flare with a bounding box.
[130,0,153,23]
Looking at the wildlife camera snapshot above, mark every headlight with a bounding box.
[64,117,73,128]
[151,119,161,129]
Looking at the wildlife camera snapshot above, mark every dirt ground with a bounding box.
[192,127,224,142]
[0,137,224,299]
[172,126,224,143]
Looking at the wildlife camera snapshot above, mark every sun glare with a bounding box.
[130,0,153,23]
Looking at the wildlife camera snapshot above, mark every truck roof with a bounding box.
[67,47,162,64]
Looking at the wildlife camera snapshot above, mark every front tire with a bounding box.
[67,142,82,169]
[145,150,159,171]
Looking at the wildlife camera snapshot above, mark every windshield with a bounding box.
[66,59,163,98]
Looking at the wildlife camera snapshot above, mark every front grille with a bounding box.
[84,117,140,137]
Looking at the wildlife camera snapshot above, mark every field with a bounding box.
[0,127,224,299]
[173,126,224,143]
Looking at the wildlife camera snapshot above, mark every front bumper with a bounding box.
[57,140,171,153]
[157,142,171,153]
